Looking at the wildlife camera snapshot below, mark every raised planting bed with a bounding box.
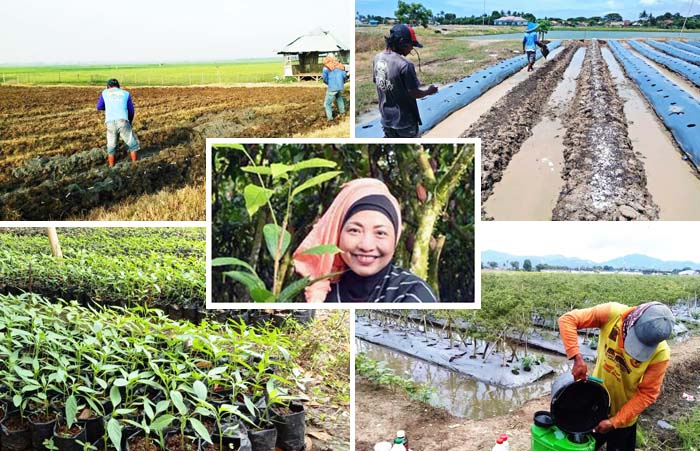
[667,40,700,56]
[609,40,700,169]
[645,40,700,65]
[0,293,312,451]
[627,40,700,88]
[355,41,562,138]
[355,318,555,388]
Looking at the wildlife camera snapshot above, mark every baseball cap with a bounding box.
[624,303,674,362]
[390,24,423,48]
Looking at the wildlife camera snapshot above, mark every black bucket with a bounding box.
[52,423,87,451]
[551,373,609,434]
[1,412,31,451]
[28,413,57,451]
[273,403,305,451]
[247,426,276,451]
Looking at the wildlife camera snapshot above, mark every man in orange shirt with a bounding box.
[558,302,674,451]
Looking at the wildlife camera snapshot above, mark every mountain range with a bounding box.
[481,250,700,271]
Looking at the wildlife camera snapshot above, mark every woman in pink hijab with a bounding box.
[293,178,437,303]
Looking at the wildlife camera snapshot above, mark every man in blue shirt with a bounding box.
[96,79,140,167]
[523,22,547,72]
[322,55,347,121]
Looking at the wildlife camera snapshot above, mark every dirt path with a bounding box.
[355,337,700,451]
[552,41,659,220]
[483,47,586,220]
[425,46,566,138]
[602,47,700,220]
[468,42,581,210]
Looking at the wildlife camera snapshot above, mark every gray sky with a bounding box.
[480,222,700,262]
[357,0,696,21]
[1,0,351,65]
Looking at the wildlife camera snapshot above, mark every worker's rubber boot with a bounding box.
[130,151,138,163]
[108,155,115,167]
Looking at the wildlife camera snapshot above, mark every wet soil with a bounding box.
[2,414,28,431]
[356,337,700,451]
[552,41,659,220]
[0,85,337,219]
[467,42,581,209]
[602,47,700,220]
[128,435,160,451]
[483,47,587,220]
[165,433,199,451]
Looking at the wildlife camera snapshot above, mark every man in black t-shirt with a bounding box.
[373,24,438,138]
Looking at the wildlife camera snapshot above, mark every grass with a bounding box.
[0,59,283,86]
[675,406,700,450]
[356,352,433,403]
[70,183,205,221]
[355,26,522,116]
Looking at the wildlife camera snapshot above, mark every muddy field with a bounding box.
[0,85,341,219]
[429,39,700,220]
[355,336,700,451]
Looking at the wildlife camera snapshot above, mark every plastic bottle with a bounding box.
[394,430,409,451]
[492,434,510,451]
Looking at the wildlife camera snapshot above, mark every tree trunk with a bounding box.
[427,235,445,297]
[46,227,63,258]
[410,144,475,279]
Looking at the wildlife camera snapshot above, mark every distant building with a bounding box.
[679,270,699,276]
[277,28,350,81]
[494,16,528,26]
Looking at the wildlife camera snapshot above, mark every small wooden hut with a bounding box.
[277,28,350,81]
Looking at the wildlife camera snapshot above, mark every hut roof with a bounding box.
[278,28,349,54]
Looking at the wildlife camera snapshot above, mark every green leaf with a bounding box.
[189,418,213,445]
[12,394,21,407]
[207,367,228,378]
[113,378,128,387]
[276,277,311,303]
[150,414,175,432]
[155,400,170,415]
[107,418,122,451]
[222,271,265,292]
[109,385,121,408]
[143,399,154,420]
[170,390,187,416]
[213,144,245,151]
[263,224,291,261]
[291,171,342,198]
[14,367,34,379]
[270,163,293,179]
[300,244,342,256]
[291,158,337,171]
[243,184,274,218]
[65,395,78,428]
[243,395,256,417]
[241,166,272,175]
[250,288,276,303]
[210,257,256,274]
[192,380,207,401]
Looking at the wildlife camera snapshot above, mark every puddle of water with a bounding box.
[357,338,569,420]
[624,42,700,101]
[425,46,566,137]
[602,47,700,220]
[483,48,587,220]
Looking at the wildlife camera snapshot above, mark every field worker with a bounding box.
[373,24,438,138]
[96,79,140,167]
[523,22,547,72]
[559,302,674,451]
[322,55,347,121]
[293,178,438,303]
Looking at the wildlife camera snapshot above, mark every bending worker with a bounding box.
[97,78,140,167]
[559,302,674,451]
[523,22,547,72]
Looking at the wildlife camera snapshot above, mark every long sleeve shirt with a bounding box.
[322,67,347,92]
[558,303,670,428]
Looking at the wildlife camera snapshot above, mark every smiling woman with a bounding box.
[293,178,438,303]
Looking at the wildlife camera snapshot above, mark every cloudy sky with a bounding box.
[357,0,696,21]
[480,222,700,262]
[1,0,352,65]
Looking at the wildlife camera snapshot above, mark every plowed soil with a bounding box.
[0,85,337,219]
[552,41,659,220]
